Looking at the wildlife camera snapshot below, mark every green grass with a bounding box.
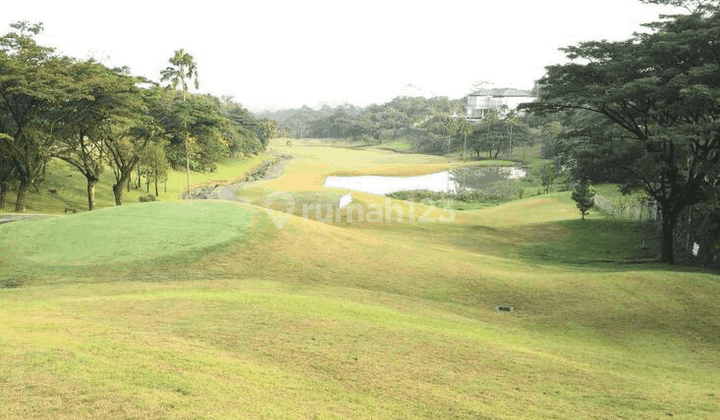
[1,159,117,214]
[376,140,413,152]
[0,201,255,268]
[594,183,650,201]
[386,184,524,211]
[519,218,661,267]
[0,140,718,419]
[167,154,270,190]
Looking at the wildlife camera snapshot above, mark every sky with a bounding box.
[2,0,682,112]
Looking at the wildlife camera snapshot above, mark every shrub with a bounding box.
[387,182,520,205]
[138,194,158,203]
[571,179,596,220]
[0,277,21,289]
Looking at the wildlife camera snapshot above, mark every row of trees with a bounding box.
[0,22,272,212]
[259,95,540,158]
[523,0,720,264]
[258,96,466,143]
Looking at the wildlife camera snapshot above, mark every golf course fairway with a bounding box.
[0,142,717,420]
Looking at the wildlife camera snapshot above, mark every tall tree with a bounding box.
[257,118,279,146]
[521,1,720,263]
[219,97,264,155]
[471,109,506,159]
[52,61,138,210]
[421,114,460,154]
[538,162,557,194]
[546,110,644,184]
[0,133,16,209]
[159,92,242,172]
[505,110,519,155]
[160,49,199,198]
[457,118,474,160]
[103,85,159,206]
[139,139,169,197]
[0,21,78,212]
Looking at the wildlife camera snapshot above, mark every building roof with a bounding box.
[468,88,533,97]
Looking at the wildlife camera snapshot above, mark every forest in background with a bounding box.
[255,96,544,159]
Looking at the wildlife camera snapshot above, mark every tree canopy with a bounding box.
[522,1,720,263]
[0,22,81,211]
[161,49,200,196]
[0,22,272,211]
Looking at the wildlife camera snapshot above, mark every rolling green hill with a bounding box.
[0,141,717,420]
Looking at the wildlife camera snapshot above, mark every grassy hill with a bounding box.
[0,140,718,419]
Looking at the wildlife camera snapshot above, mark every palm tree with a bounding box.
[160,49,199,198]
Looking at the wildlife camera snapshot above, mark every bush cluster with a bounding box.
[138,195,158,203]
[387,181,521,204]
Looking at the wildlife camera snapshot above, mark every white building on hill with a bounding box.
[466,88,534,119]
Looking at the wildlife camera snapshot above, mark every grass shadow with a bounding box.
[518,218,714,273]
[376,146,417,154]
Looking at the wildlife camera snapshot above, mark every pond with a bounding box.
[323,166,526,195]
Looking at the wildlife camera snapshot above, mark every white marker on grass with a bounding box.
[339,193,353,209]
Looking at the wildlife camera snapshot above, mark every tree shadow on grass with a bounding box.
[376,146,417,154]
[518,218,715,273]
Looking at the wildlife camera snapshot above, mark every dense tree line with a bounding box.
[259,96,537,157]
[523,0,720,264]
[0,22,272,212]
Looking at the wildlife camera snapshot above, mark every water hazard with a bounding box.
[324,166,526,195]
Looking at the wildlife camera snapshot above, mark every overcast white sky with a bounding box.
[2,0,681,112]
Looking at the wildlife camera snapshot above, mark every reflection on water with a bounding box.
[324,167,526,195]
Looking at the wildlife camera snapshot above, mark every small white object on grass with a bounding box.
[339,193,353,209]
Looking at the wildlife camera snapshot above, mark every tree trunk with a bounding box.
[14,180,30,213]
[509,126,513,156]
[155,179,159,196]
[0,184,6,209]
[113,180,126,206]
[86,178,98,211]
[462,134,466,161]
[185,128,191,200]
[660,210,678,264]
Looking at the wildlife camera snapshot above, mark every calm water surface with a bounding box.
[324,167,526,195]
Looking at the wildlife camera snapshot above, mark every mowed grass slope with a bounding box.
[0,142,718,420]
[0,201,260,281]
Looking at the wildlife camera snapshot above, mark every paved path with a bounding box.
[0,214,60,225]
